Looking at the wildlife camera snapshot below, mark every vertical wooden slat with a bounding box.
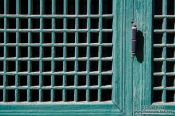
[63,0,67,102]
[162,0,167,103]
[15,0,19,102]
[3,0,7,102]
[173,0,175,102]
[39,0,43,102]
[86,0,91,102]
[51,0,56,102]
[74,0,79,102]
[27,0,32,102]
[98,0,102,102]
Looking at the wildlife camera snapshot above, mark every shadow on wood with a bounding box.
[136,30,144,63]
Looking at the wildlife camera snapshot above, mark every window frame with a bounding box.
[0,0,126,115]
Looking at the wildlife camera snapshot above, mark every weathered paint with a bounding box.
[0,0,133,115]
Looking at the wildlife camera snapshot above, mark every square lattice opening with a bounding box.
[0,0,113,103]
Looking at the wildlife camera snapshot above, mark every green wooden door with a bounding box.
[0,0,133,115]
[134,0,175,115]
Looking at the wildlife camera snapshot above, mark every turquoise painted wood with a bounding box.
[134,0,175,115]
[0,0,133,115]
[133,0,153,115]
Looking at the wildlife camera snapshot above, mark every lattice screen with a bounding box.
[153,0,175,103]
[0,0,113,103]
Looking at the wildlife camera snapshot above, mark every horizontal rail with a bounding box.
[0,57,112,61]
[154,44,175,47]
[0,43,113,47]
[0,101,112,104]
[153,72,175,76]
[0,29,113,32]
[154,15,175,19]
[0,14,113,18]
[0,85,112,90]
[154,58,175,62]
[154,29,175,33]
[0,71,113,75]
[153,87,175,91]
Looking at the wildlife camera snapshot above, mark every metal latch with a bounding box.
[131,22,137,59]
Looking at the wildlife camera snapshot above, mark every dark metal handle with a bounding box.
[131,23,137,58]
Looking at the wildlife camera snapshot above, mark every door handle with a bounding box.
[131,23,137,59]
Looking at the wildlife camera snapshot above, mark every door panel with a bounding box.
[0,0,130,115]
[134,0,175,115]
[133,0,153,115]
